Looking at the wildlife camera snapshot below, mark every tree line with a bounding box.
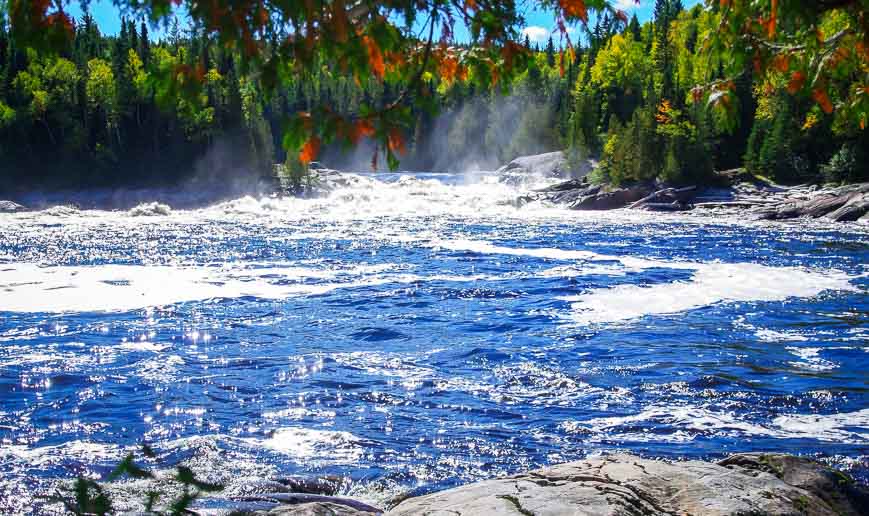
[1,1,867,192]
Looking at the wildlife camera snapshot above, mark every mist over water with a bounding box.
[1,171,868,512]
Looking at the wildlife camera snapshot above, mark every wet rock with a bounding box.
[497,151,569,178]
[278,167,367,198]
[754,183,869,221]
[128,201,172,216]
[718,453,869,516]
[245,493,382,515]
[629,186,696,211]
[533,178,588,193]
[267,502,378,515]
[0,200,26,212]
[825,192,869,222]
[497,152,596,186]
[569,184,651,210]
[386,453,868,516]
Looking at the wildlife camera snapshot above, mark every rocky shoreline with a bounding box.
[221,453,868,515]
[500,152,869,223]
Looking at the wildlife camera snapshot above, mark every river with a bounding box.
[1,171,867,512]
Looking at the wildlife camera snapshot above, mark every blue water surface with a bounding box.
[1,172,867,512]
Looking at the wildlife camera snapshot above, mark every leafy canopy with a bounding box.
[4,0,868,168]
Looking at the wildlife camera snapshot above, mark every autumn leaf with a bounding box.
[440,55,459,84]
[787,71,805,94]
[772,53,789,73]
[812,88,833,114]
[357,118,375,138]
[767,0,777,38]
[363,35,385,79]
[387,128,406,155]
[558,0,588,23]
[299,136,321,164]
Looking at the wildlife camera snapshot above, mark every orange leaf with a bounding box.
[558,0,587,23]
[772,53,789,72]
[812,88,833,114]
[299,136,321,164]
[440,55,459,84]
[363,35,385,79]
[787,71,805,94]
[767,0,777,38]
[465,0,477,11]
[357,119,375,138]
[388,128,406,155]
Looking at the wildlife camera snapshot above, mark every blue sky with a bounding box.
[71,0,695,43]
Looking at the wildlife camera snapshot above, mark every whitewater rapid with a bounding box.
[1,170,867,513]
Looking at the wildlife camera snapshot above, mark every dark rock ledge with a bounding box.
[233,453,868,515]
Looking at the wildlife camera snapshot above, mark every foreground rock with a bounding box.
[387,453,868,516]
[238,453,866,515]
[0,200,26,212]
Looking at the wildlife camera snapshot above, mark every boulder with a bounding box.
[386,453,868,516]
[754,182,869,221]
[0,200,26,212]
[825,192,869,222]
[267,501,378,515]
[497,151,570,178]
[718,453,869,516]
[569,185,651,210]
[497,152,595,184]
[244,494,382,515]
[628,186,696,211]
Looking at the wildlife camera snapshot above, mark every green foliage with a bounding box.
[50,445,224,515]
[821,140,869,184]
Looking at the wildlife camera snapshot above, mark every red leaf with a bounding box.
[767,0,777,38]
[363,35,385,79]
[557,0,587,23]
[772,53,789,72]
[299,136,321,164]
[787,71,806,94]
[388,128,406,155]
[812,88,833,114]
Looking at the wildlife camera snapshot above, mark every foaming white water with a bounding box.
[560,263,856,325]
[563,405,869,444]
[0,263,336,313]
[434,239,857,325]
[0,263,500,313]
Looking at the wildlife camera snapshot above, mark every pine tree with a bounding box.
[139,21,150,65]
[628,14,641,42]
[545,36,555,67]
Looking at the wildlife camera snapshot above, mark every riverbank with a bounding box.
[500,152,869,224]
[223,452,869,515]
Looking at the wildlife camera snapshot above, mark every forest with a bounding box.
[0,0,867,192]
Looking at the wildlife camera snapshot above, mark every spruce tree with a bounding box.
[545,36,555,67]
[628,14,641,42]
[139,21,150,65]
